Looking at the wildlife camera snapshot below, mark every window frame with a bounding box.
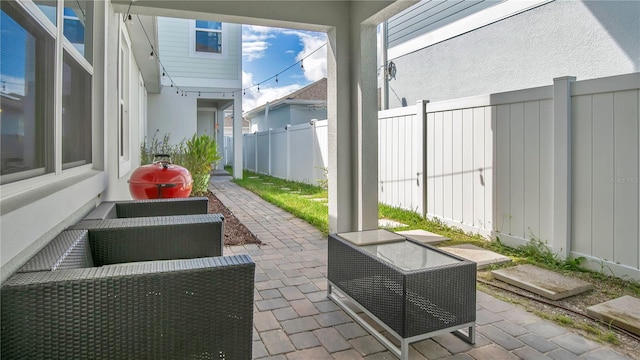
[0,0,94,193]
[117,21,131,178]
[188,20,228,59]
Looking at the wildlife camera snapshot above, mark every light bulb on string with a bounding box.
[300,60,304,70]
[275,75,278,83]
[198,91,201,97]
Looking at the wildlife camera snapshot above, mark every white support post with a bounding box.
[232,98,243,179]
[552,76,575,258]
[286,125,291,180]
[419,100,429,218]
[268,128,272,175]
[311,120,316,183]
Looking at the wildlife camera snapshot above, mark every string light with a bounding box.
[133,14,327,98]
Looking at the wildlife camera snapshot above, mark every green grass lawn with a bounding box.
[230,168,640,295]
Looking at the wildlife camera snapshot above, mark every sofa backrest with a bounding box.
[18,230,94,272]
[115,197,209,218]
[71,214,224,266]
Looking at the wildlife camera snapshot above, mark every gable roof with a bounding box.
[244,78,327,118]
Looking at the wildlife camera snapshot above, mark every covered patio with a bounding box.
[111,0,415,235]
[211,175,630,359]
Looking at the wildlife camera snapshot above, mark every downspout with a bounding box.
[381,20,389,110]
[264,101,270,128]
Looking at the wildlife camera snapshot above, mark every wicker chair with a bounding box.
[83,197,209,220]
[1,216,255,359]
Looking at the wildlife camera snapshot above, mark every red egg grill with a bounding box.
[128,155,193,199]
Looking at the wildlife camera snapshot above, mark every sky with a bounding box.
[241,25,327,112]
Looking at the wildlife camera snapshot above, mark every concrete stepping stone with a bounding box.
[280,187,291,191]
[491,264,593,300]
[248,176,260,179]
[396,229,449,245]
[440,244,511,269]
[378,218,406,228]
[586,295,640,336]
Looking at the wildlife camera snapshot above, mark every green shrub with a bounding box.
[184,133,221,196]
[140,131,221,197]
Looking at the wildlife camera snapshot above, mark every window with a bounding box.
[0,0,93,185]
[62,51,91,169]
[63,0,92,62]
[195,20,222,53]
[1,2,55,184]
[189,20,226,58]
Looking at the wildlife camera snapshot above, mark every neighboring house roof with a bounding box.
[224,114,250,128]
[244,78,327,118]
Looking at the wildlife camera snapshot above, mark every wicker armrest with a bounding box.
[1,254,255,359]
[18,230,94,273]
[115,197,209,218]
[70,214,224,265]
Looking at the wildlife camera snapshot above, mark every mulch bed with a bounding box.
[207,191,261,246]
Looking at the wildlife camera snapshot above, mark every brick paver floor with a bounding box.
[210,175,632,360]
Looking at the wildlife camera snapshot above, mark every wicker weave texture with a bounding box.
[18,230,94,272]
[71,214,224,265]
[328,235,476,338]
[116,197,209,218]
[1,254,255,360]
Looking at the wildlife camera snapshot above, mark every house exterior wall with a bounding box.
[1,1,147,280]
[157,17,241,86]
[386,0,640,107]
[387,0,501,49]
[249,104,328,132]
[147,91,198,143]
[290,105,327,127]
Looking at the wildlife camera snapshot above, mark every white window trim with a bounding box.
[188,20,228,60]
[117,21,131,178]
[0,0,98,201]
[387,0,554,60]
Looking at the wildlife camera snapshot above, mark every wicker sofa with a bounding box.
[83,196,210,220]
[1,210,255,359]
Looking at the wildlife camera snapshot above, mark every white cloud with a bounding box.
[242,25,276,62]
[242,70,301,112]
[284,30,327,82]
[241,27,327,113]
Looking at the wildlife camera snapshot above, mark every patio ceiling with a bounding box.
[111,0,422,233]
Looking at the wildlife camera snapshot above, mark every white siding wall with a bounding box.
[157,17,240,82]
[147,92,198,143]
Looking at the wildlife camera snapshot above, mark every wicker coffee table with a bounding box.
[327,230,476,360]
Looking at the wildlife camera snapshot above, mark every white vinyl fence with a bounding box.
[223,136,233,166]
[378,72,639,281]
[242,120,328,185]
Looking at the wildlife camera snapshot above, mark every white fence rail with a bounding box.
[242,120,328,185]
[239,73,639,280]
[223,136,233,166]
[378,105,425,215]
[378,72,639,281]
